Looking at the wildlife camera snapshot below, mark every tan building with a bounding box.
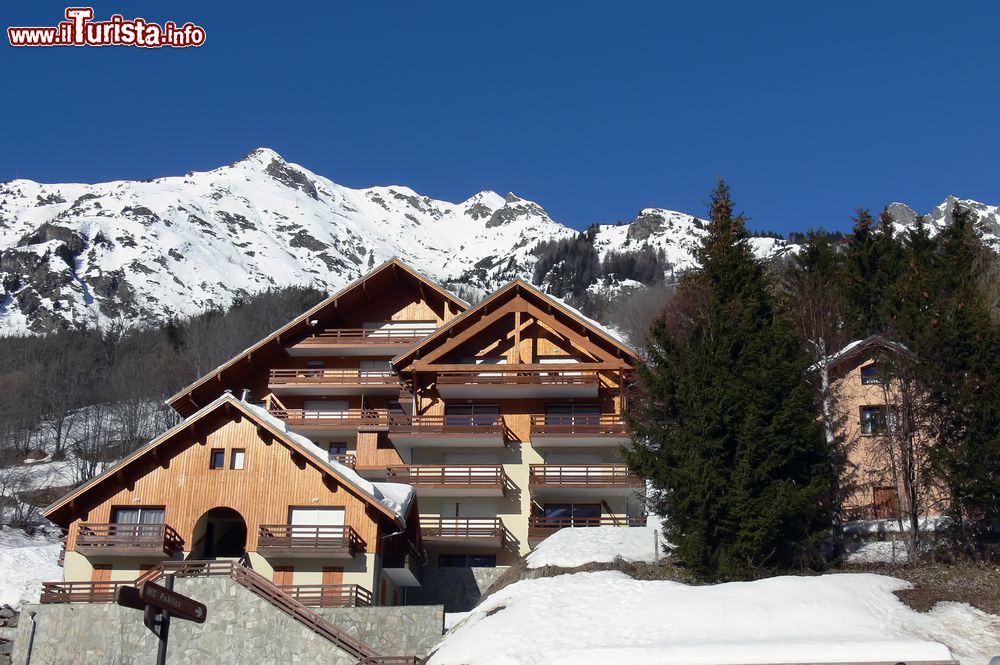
[43,258,645,604]
[821,335,944,521]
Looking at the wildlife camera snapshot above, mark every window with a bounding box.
[231,449,246,470]
[439,554,497,568]
[112,507,164,525]
[543,503,601,526]
[209,449,226,469]
[545,403,601,426]
[305,359,325,377]
[328,443,348,463]
[445,404,500,427]
[860,364,882,385]
[111,506,164,538]
[860,406,897,436]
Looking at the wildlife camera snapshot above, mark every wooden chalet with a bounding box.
[44,259,646,601]
[44,393,421,607]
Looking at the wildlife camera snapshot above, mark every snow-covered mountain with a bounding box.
[0,148,992,335]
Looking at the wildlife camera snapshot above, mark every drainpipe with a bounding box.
[24,610,38,665]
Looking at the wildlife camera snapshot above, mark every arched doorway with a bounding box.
[190,507,248,559]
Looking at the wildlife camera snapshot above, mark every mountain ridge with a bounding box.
[0,148,995,335]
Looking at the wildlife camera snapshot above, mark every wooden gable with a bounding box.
[168,258,467,416]
[45,396,405,551]
[393,280,637,372]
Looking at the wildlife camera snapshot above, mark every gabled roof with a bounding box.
[45,393,415,528]
[167,258,467,414]
[392,279,637,371]
[811,334,913,373]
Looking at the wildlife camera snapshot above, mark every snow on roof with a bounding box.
[431,571,988,665]
[525,526,662,569]
[241,401,414,523]
[808,334,910,373]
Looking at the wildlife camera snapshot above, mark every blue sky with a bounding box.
[3,2,998,234]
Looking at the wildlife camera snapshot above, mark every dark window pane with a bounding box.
[210,449,225,469]
[543,504,572,518]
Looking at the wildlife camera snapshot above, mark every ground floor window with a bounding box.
[542,503,601,526]
[438,554,497,567]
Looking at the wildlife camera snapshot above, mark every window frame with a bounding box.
[860,363,882,385]
[230,448,246,470]
[209,448,226,469]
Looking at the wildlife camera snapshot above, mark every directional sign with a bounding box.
[116,586,146,612]
[139,581,207,624]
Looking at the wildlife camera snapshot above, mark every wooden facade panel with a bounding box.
[354,432,405,470]
[66,416,386,554]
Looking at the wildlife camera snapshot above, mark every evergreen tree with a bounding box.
[913,207,1000,545]
[841,209,904,337]
[626,179,835,580]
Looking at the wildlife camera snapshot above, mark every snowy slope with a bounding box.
[2,149,995,335]
[525,526,662,569]
[0,528,61,609]
[0,149,789,335]
[432,571,998,665]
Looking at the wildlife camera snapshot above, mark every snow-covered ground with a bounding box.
[846,540,913,565]
[525,526,662,569]
[431,571,999,665]
[0,527,62,609]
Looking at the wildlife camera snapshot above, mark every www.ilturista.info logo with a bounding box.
[8,7,206,48]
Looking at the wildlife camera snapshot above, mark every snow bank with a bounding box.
[0,528,62,609]
[428,572,997,665]
[526,526,661,569]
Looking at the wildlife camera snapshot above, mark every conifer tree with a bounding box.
[626,179,835,580]
[841,209,904,337]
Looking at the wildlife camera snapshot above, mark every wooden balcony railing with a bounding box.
[528,515,646,537]
[278,583,372,607]
[329,453,357,468]
[269,369,399,386]
[41,580,131,604]
[420,517,509,544]
[388,414,504,436]
[387,464,506,490]
[76,522,183,555]
[530,414,628,436]
[257,524,365,557]
[528,464,644,488]
[437,371,600,388]
[269,408,390,429]
[296,327,434,345]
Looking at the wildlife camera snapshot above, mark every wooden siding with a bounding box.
[65,414,388,554]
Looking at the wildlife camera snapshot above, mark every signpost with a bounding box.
[115,575,208,665]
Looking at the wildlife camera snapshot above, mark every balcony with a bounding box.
[278,583,372,607]
[388,415,505,449]
[287,327,435,357]
[75,523,183,558]
[530,414,630,448]
[41,580,132,604]
[270,408,389,437]
[529,464,644,497]
[527,515,647,542]
[257,524,365,559]
[419,517,509,548]
[436,370,600,399]
[268,369,401,396]
[387,465,507,497]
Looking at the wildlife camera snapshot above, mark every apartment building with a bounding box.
[44,259,645,604]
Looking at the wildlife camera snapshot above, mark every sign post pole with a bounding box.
[154,575,173,665]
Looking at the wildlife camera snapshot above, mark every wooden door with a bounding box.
[322,566,344,606]
[91,564,112,583]
[273,566,294,587]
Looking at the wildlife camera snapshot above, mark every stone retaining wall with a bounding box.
[11,577,441,665]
